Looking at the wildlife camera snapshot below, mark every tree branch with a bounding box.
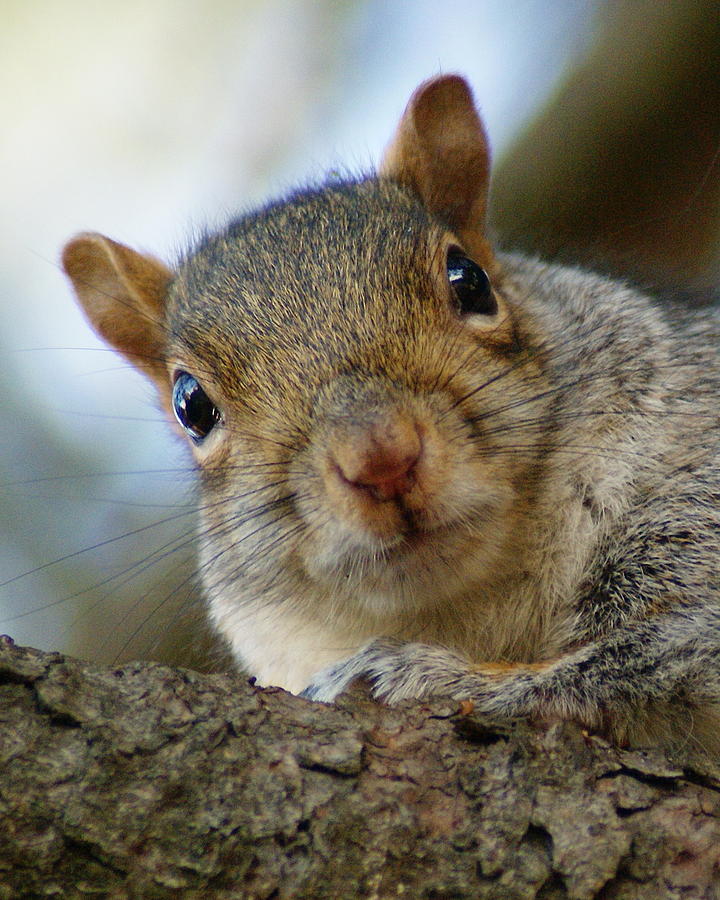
[1,637,719,898]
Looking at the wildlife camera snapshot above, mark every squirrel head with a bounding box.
[62,75,541,634]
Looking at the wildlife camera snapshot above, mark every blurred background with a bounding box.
[2,0,718,670]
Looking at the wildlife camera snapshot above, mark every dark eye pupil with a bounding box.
[447,251,497,316]
[172,372,221,443]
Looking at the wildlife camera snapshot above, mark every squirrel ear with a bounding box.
[62,233,172,384]
[380,75,492,257]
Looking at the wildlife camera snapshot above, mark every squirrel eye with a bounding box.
[447,251,497,316]
[172,372,221,443]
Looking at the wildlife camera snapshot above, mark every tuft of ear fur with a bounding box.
[62,233,172,384]
[380,75,493,262]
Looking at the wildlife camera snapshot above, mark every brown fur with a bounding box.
[61,76,720,762]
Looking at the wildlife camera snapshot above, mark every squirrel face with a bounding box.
[160,180,547,613]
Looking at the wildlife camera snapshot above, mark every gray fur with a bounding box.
[64,82,720,765]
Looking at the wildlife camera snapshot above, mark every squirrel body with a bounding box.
[62,76,720,760]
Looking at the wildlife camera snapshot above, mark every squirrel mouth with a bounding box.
[370,520,446,562]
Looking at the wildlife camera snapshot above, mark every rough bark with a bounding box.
[1,637,719,899]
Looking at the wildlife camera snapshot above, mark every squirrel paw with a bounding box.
[301,639,475,703]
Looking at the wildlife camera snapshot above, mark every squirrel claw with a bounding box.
[301,639,403,702]
[302,639,472,704]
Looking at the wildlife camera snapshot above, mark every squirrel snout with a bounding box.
[332,419,423,502]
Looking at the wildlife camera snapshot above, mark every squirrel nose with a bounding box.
[332,419,422,501]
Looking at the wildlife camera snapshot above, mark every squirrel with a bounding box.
[61,75,720,760]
